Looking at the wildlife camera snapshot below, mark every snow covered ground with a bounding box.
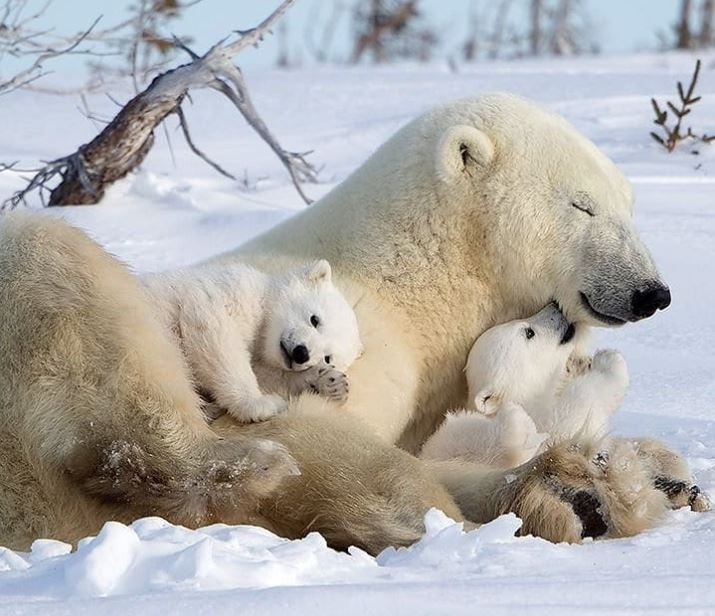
[0,52,714,614]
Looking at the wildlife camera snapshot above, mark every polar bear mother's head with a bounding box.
[432,93,670,326]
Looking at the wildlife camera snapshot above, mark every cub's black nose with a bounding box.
[631,285,671,319]
[291,344,310,364]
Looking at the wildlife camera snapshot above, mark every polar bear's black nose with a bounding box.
[291,344,310,364]
[631,285,671,319]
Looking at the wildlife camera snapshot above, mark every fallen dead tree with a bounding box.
[3,0,317,209]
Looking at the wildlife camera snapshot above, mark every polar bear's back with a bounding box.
[140,261,268,344]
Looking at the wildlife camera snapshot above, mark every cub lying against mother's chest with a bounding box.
[421,303,710,514]
[142,259,363,422]
[422,302,627,467]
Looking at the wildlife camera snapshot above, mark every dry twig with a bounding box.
[0,4,104,96]
[650,59,714,153]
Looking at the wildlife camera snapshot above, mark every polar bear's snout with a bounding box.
[579,280,671,326]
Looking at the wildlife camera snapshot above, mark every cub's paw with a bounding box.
[233,394,288,423]
[309,365,349,404]
[592,349,628,380]
[566,354,592,377]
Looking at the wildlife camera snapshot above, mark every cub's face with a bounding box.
[261,260,363,373]
[466,303,577,412]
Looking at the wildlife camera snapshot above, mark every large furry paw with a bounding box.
[231,394,288,423]
[307,365,350,403]
[205,437,300,502]
[495,438,669,543]
[74,435,299,524]
[627,437,712,513]
[653,477,712,512]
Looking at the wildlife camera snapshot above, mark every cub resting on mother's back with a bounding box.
[142,259,362,423]
[0,92,693,553]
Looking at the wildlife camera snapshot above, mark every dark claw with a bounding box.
[689,484,702,506]
[654,476,688,497]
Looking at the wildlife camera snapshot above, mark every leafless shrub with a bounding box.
[650,59,714,153]
[0,1,108,95]
[87,0,203,91]
[351,0,438,63]
[669,0,714,50]
[0,0,207,96]
[458,0,596,63]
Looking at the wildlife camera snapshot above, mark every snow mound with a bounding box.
[0,512,528,599]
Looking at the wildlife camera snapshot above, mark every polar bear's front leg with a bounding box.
[547,349,629,440]
[178,307,287,423]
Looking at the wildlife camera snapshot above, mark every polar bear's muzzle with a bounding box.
[579,282,671,326]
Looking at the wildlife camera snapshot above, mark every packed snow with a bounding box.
[0,52,714,614]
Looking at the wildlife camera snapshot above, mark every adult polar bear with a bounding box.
[232,91,673,539]
[235,92,670,451]
[0,93,673,552]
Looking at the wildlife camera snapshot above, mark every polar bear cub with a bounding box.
[421,303,629,468]
[142,259,363,423]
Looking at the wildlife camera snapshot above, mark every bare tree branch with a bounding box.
[0,12,103,95]
[1,0,317,209]
[175,105,235,180]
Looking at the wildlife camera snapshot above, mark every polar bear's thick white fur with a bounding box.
[142,260,362,422]
[233,93,670,454]
[0,213,461,554]
[229,92,691,539]
[421,304,629,468]
[0,93,702,552]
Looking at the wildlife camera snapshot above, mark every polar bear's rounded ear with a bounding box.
[304,259,332,284]
[474,389,499,416]
[436,125,494,181]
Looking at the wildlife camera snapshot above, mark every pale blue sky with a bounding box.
[4,0,683,77]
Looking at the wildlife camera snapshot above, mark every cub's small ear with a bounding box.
[305,259,332,284]
[436,125,494,181]
[474,389,499,416]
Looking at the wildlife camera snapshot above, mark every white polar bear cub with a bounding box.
[142,259,363,423]
[421,303,629,468]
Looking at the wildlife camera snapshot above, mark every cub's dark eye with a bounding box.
[324,355,332,364]
[310,315,320,328]
[571,201,594,217]
[525,327,535,340]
